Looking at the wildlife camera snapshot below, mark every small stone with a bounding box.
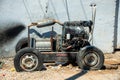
[10,68,15,72]
[58,64,62,67]
[66,64,73,69]
[0,61,4,69]
[98,70,101,72]
[3,74,5,76]
[75,67,80,71]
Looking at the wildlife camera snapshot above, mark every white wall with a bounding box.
[0,0,116,57]
[117,0,120,48]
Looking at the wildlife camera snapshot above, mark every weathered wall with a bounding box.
[0,0,29,57]
[0,0,117,57]
[117,0,120,48]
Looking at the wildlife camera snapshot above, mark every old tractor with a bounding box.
[14,19,104,72]
[14,4,104,72]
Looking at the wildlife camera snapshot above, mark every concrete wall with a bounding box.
[0,0,117,57]
[117,0,120,48]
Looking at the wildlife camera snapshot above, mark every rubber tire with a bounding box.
[14,48,43,72]
[77,46,104,70]
[15,37,28,53]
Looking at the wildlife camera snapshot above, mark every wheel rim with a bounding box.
[20,53,38,71]
[84,51,98,67]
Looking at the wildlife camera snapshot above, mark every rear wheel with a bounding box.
[77,46,104,70]
[15,38,28,53]
[14,48,43,72]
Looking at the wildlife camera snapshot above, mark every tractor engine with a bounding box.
[62,27,89,51]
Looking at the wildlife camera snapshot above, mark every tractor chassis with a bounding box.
[41,52,77,63]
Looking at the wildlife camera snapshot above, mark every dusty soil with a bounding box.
[0,52,120,80]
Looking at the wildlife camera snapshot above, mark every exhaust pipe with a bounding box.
[89,3,96,45]
[90,3,96,26]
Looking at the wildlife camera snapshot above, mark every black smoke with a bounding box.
[0,23,26,47]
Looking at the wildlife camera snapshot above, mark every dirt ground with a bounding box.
[0,52,120,80]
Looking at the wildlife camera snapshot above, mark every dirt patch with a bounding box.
[0,52,120,80]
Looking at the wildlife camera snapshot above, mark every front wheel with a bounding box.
[14,48,43,72]
[77,46,104,70]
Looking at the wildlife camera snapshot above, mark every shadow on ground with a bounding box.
[65,70,88,80]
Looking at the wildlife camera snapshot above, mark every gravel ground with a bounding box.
[0,52,120,80]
